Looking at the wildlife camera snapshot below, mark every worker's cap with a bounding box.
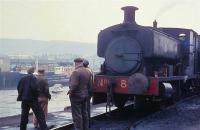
[74,57,84,63]
[83,59,89,67]
[38,69,45,74]
[27,67,35,74]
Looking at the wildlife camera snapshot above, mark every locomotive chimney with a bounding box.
[153,20,157,28]
[121,6,138,24]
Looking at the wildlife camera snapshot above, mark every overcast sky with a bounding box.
[0,0,200,43]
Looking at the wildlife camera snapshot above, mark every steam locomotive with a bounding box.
[93,6,200,109]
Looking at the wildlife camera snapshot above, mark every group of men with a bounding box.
[17,67,51,130]
[68,58,93,130]
[17,57,93,130]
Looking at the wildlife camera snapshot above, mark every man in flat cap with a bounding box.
[68,58,93,130]
[17,67,48,130]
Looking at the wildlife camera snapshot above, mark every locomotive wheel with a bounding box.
[113,94,128,109]
[135,96,149,111]
[161,95,175,107]
[182,80,193,96]
[134,96,152,117]
[135,96,161,114]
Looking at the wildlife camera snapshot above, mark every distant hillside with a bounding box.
[0,39,97,56]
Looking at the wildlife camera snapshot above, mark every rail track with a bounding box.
[51,94,199,130]
[126,94,200,130]
[50,106,123,130]
[50,103,157,130]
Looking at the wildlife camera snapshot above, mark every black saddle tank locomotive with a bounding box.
[93,6,200,109]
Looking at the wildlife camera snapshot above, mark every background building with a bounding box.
[0,55,10,72]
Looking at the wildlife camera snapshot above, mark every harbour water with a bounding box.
[0,87,70,118]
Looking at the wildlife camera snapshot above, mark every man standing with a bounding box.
[83,59,94,127]
[33,69,51,128]
[17,67,48,130]
[68,58,92,130]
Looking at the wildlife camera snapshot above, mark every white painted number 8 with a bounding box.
[121,80,127,88]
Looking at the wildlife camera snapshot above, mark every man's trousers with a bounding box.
[20,101,48,130]
[70,97,89,130]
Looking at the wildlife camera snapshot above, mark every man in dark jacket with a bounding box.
[68,58,93,130]
[17,67,48,130]
[33,69,51,128]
